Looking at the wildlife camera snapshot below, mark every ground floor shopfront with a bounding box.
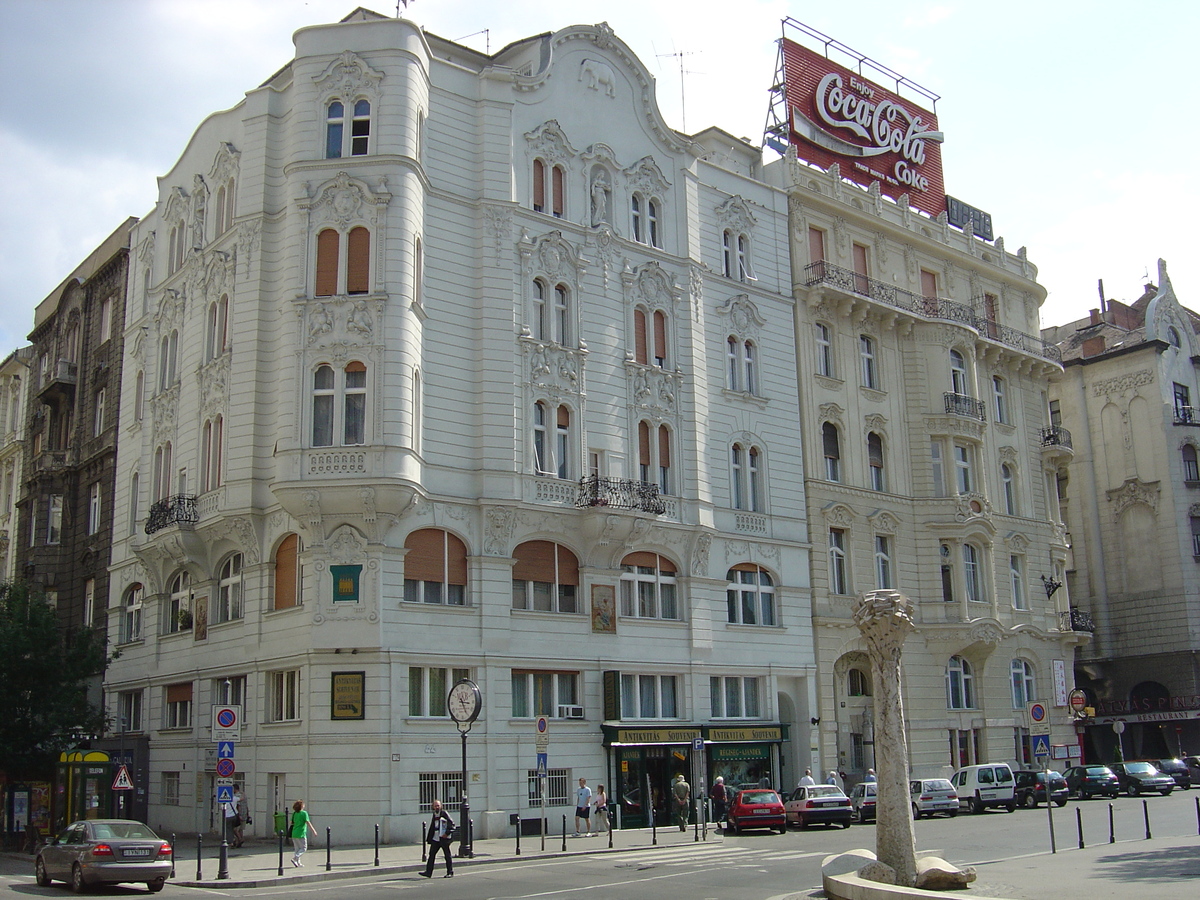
[601,724,788,828]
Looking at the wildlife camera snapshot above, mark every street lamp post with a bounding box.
[447,680,482,859]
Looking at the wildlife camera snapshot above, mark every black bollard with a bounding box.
[277,829,284,876]
[608,808,613,849]
[467,817,475,859]
[1076,807,1085,849]
[515,815,521,856]
[217,814,230,880]
[561,814,567,852]
[374,823,380,866]
[170,833,176,879]
[1108,803,1115,844]
[1142,800,1151,840]
[325,826,331,872]
[1196,796,1200,836]
[694,798,700,842]
[651,805,657,846]
[196,834,203,881]
[421,820,427,862]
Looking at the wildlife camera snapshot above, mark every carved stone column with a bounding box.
[853,589,917,887]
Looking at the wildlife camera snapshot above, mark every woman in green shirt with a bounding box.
[289,800,317,866]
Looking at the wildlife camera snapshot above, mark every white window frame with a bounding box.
[946,656,975,709]
[164,571,191,635]
[213,675,247,708]
[87,482,101,535]
[1001,464,1016,514]
[511,670,580,719]
[950,349,969,395]
[829,528,848,595]
[410,666,471,718]
[963,542,983,603]
[860,335,878,389]
[1010,659,1035,709]
[710,676,762,719]
[954,443,973,494]
[325,97,372,158]
[162,772,181,806]
[993,376,1008,424]
[815,323,834,377]
[311,362,368,448]
[118,690,143,733]
[268,669,300,722]
[875,535,893,589]
[121,584,143,644]
[1010,555,1026,610]
[512,543,579,614]
[215,553,243,624]
[163,685,192,730]
[725,566,775,626]
[620,673,678,719]
[619,556,679,620]
[93,388,105,436]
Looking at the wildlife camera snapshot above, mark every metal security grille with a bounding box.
[419,772,464,812]
[526,768,570,806]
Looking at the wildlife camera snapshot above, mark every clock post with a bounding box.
[447,679,482,858]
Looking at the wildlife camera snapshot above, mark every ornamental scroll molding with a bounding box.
[717,294,764,342]
[625,155,670,196]
[715,195,757,234]
[237,218,261,275]
[628,363,677,417]
[520,230,587,285]
[868,509,899,535]
[208,142,240,186]
[1106,477,1160,517]
[624,260,681,312]
[202,516,260,565]
[968,622,1005,647]
[312,50,384,98]
[820,501,856,528]
[198,353,229,419]
[1091,369,1154,397]
[199,249,236,305]
[484,506,517,556]
[297,296,384,351]
[523,338,584,400]
[303,171,390,229]
[483,203,513,262]
[1004,531,1030,554]
[524,120,579,164]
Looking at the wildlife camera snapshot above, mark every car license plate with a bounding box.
[753,809,769,814]
[123,848,154,858]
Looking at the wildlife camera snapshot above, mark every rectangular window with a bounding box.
[269,670,300,722]
[875,535,892,589]
[852,243,869,294]
[954,444,972,494]
[83,578,95,627]
[511,670,580,718]
[808,227,825,265]
[993,377,1008,424]
[1191,517,1200,558]
[850,733,866,770]
[1014,727,1032,767]
[162,772,181,806]
[164,682,192,729]
[88,483,102,534]
[619,673,678,719]
[100,296,113,342]
[213,675,247,708]
[860,335,877,388]
[119,691,143,733]
[829,528,848,594]
[931,441,945,497]
[527,767,571,807]
[409,666,470,717]
[815,323,833,377]
[94,388,105,435]
[710,676,762,719]
[419,772,464,812]
[1011,556,1026,609]
[48,494,63,544]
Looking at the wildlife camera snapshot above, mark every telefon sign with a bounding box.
[783,37,946,216]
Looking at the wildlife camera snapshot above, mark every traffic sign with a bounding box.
[1031,734,1051,758]
[217,741,235,758]
[536,752,547,776]
[215,758,236,778]
[1068,689,1087,713]
[692,737,704,752]
[216,785,234,803]
[1027,700,1050,735]
[112,765,134,791]
[212,705,242,741]
[535,716,549,750]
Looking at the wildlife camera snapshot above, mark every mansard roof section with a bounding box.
[31,217,137,332]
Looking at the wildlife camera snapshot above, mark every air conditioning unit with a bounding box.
[557,705,585,720]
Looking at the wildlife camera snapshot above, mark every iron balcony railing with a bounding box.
[1059,609,1095,633]
[1174,406,1198,425]
[576,476,666,515]
[944,392,986,421]
[804,260,1063,364]
[145,494,199,535]
[1040,425,1073,449]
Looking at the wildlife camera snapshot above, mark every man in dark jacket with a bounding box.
[420,799,455,878]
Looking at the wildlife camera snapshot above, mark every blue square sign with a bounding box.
[1031,734,1051,758]
[217,741,235,759]
[216,785,234,803]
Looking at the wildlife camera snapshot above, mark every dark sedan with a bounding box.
[1146,758,1191,789]
[783,784,853,828]
[1111,762,1174,796]
[1064,765,1120,799]
[1014,770,1069,808]
[36,819,172,893]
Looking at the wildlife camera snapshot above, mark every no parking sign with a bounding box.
[212,705,242,741]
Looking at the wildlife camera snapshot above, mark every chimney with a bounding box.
[1089,308,1101,326]
[1081,335,1106,358]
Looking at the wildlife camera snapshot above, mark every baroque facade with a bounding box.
[1043,262,1200,760]
[104,11,814,842]
[0,347,33,582]
[774,154,1090,781]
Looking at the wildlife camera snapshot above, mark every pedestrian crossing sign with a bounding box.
[112,765,134,791]
[1031,734,1051,758]
[216,785,234,803]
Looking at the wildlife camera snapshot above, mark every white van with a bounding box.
[951,763,1016,813]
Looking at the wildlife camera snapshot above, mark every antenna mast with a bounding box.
[658,50,698,133]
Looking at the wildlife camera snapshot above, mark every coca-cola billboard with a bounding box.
[783,38,945,217]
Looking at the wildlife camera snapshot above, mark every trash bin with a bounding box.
[274,812,287,835]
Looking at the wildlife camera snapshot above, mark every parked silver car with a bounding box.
[909,778,958,818]
[35,819,172,893]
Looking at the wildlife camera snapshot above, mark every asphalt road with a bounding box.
[2,790,1197,898]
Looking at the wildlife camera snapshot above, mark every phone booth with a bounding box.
[54,750,115,830]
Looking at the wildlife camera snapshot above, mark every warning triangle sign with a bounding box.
[112,765,134,791]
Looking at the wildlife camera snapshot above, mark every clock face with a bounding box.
[448,681,481,723]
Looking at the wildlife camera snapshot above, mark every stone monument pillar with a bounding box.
[853,589,917,887]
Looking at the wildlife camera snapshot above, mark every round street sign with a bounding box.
[217,708,238,729]
[1029,702,1047,724]
[215,758,236,778]
[1069,689,1087,712]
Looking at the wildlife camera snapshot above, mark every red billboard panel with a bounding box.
[782,38,945,216]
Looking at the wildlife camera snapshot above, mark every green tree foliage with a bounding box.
[0,583,108,776]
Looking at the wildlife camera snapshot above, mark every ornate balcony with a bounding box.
[575,476,666,515]
[145,494,199,535]
[944,392,986,421]
[1174,406,1199,426]
[1040,425,1072,448]
[804,260,1062,364]
[1059,608,1094,633]
[36,359,78,406]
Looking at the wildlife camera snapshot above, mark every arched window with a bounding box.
[993,376,1008,424]
[326,99,371,158]
[829,528,848,594]
[726,564,775,626]
[1010,555,1026,609]
[1010,659,1035,708]
[637,421,671,493]
[1168,326,1182,348]
[532,158,565,217]
[950,349,969,395]
[815,322,834,377]
[413,236,424,306]
[847,668,872,697]
[631,194,662,247]
[343,361,366,445]
[134,371,144,422]
[346,226,370,294]
[215,553,243,623]
[860,335,878,389]
[315,229,339,296]
[1183,444,1199,483]
[121,583,143,643]
[946,656,975,709]
[555,404,571,479]
[512,541,580,614]
[533,280,548,342]
[868,432,885,491]
[403,529,468,605]
[554,285,570,345]
[727,337,757,393]
[351,99,371,155]
[273,533,301,610]
[325,100,345,158]
[533,401,548,474]
[1001,464,1017,514]
[730,442,763,511]
[165,570,191,635]
[619,552,679,620]
[963,543,983,602]
[152,442,173,501]
[731,443,744,509]
[822,422,841,482]
[722,231,754,281]
[315,227,372,296]
[158,330,178,390]
[311,362,368,447]
[652,310,667,367]
[200,415,223,492]
[206,295,229,360]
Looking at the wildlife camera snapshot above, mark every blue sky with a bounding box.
[1,0,1196,352]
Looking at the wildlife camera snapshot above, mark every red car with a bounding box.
[726,788,787,834]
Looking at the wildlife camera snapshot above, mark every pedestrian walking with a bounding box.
[420,799,455,878]
[222,791,239,846]
[574,778,593,836]
[593,784,610,834]
[799,769,816,786]
[289,800,317,867]
[826,770,841,789]
[709,776,728,830]
[864,768,877,783]
[232,784,248,847]
[672,774,691,831]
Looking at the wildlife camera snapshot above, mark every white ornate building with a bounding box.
[0,347,32,583]
[774,155,1090,781]
[104,10,814,842]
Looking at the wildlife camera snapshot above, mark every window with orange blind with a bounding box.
[346,226,370,294]
[619,551,679,620]
[652,310,667,367]
[274,533,301,609]
[403,529,468,605]
[164,682,192,729]
[314,227,372,296]
[512,541,580,614]
[808,226,826,265]
[315,229,339,296]
[634,309,648,365]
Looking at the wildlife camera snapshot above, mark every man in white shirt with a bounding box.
[799,768,816,786]
[574,778,593,836]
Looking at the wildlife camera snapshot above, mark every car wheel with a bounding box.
[147,878,166,893]
[1055,798,1068,808]
[35,856,52,887]
[774,825,786,834]
[70,863,87,894]
[1160,789,1173,796]
[1006,802,1017,812]
[970,796,984,814]
[726,820,738,834]
[1022,792,1038,809]
[947,810,957,818]
[1128,782,1140,796]
[911,803,921,820]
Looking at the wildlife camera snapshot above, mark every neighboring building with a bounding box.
[769,27,1089,779]
[1043,261,1200,761]
[0,346,33,582]
[104,11,813,842]
[14,219,133,631]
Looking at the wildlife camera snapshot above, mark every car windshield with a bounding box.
[739,791,778,805]
[92,822,159,840]
[807,786,842,798]
[923,779,953,791]
[1084,767,1113,775]
[1158,760,1183,771]
[1125,763,1155,774]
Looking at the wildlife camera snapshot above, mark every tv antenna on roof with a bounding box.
[658,50,701,133]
